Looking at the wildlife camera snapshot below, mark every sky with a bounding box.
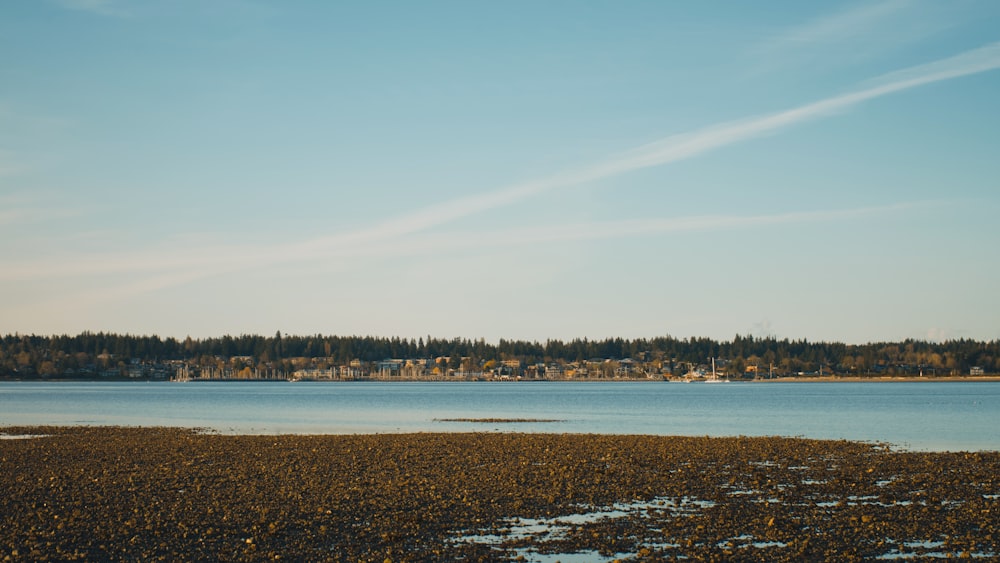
[2,0,999,344]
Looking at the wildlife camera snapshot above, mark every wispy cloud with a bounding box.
[368,201,934,256]
[0,201,933,283]
[0,200,944,327]
[314,41,1000,250]
[744,0,946,74]
[0,193,85,227]
[864,41,1000,88]
[762,0,911,49]
[4,42,998,291]
[0,150,20,178]
[55,0,127,17]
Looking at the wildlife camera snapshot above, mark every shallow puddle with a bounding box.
[453,496,714,560]
[876,538,996,560]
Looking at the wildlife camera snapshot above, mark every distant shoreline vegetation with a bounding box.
[434,418,565,423]
[1,332,997,381]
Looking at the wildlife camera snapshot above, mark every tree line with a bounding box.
[1,331,997,378]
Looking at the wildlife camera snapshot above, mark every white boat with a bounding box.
[704,358,729,383]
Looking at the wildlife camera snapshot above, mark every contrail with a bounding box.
[310,40,1000,251]
[317,201,936,258]
[3,43,998,283]
[589,43,1000,190]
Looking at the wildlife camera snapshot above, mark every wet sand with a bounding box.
[2,427,997,562]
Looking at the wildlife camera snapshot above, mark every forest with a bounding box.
[1,331,997,379]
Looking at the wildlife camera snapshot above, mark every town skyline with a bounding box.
[3,330,997,381]
[2,2,999,344]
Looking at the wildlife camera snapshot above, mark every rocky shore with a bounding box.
[2,427,998,562]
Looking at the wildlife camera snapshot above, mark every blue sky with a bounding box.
[2,0,999,344]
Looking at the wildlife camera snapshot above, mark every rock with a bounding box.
[1,426,998,562]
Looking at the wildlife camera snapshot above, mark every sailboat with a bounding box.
[704,358,728,383]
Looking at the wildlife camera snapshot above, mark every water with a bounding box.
[1,380,998,451]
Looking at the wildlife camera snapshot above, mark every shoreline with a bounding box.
[4,374,1000,383]
[747,375,1000,383]
[3,427,998,562]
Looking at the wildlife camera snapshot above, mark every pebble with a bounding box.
[1,426,997,561]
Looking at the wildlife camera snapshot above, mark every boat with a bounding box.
[704,358,729,383]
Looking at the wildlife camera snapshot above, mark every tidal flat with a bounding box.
[1,427,998,562]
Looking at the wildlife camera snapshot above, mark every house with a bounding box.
[400,362,428,379]
[376,359,404,376]
[971,366,985,376]
[292,368,334,380]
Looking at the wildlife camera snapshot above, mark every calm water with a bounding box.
[1,380,998,451]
